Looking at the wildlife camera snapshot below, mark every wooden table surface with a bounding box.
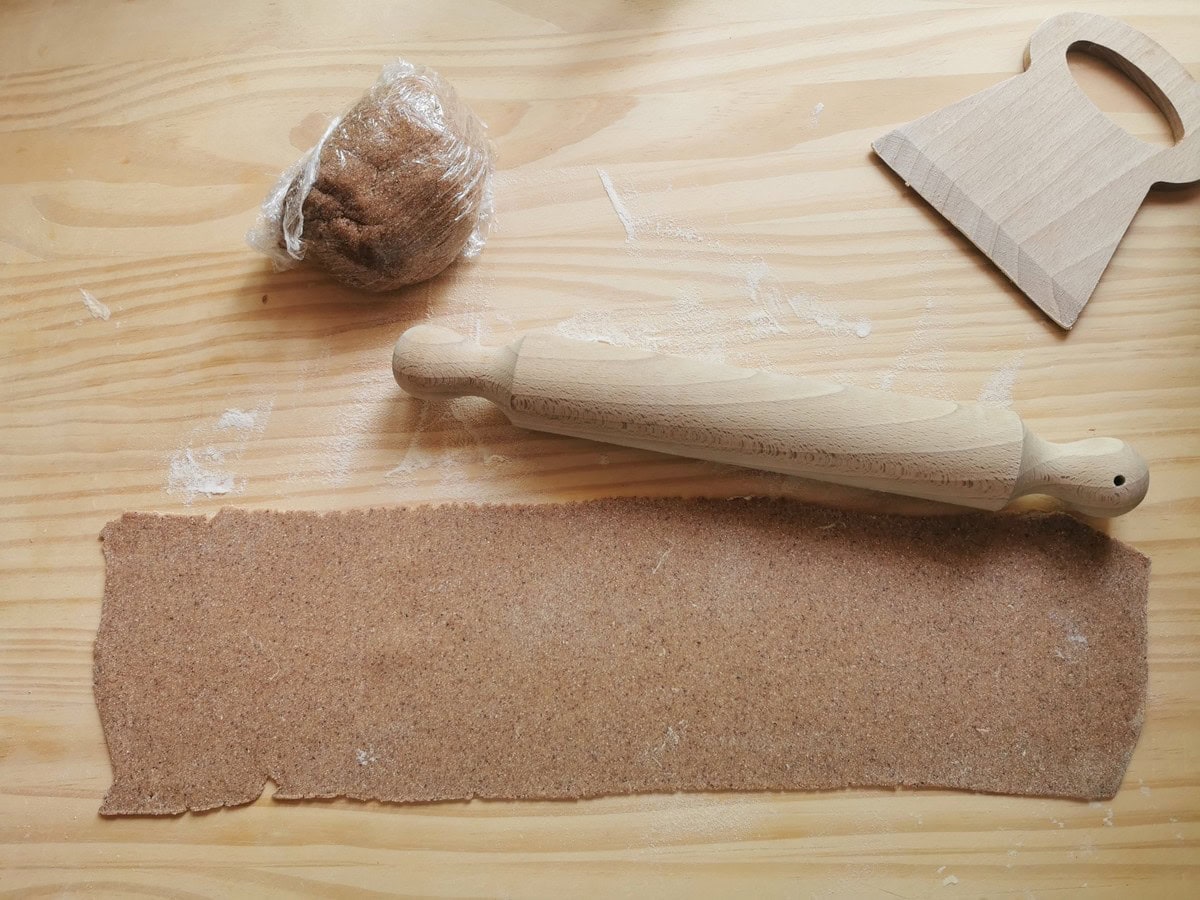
[3,0,1197,895]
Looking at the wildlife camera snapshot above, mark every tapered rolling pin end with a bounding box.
[1014,432,1149,517]
[392,324,517,403]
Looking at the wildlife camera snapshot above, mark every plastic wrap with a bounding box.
[247,59,494,292]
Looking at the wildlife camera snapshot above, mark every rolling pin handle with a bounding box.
[1012,430,1149,516]
[391,325,1149,518]
[392,325,517,404]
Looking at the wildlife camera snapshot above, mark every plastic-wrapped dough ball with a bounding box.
[249,60,494,292]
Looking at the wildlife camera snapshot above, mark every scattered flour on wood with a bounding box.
[747,258,872,340]
[742,260,790,338]
[385,397,514,498]
[385,402,443,481]
[977,351,1025,406]
[166,399,274,503]
[327,370,394,486]
[584,174,873,360]
[631,795,765,853]
[597,168,637,240]
[79,289,111,321]
[596,171,691,246]
[647,219,703,242]
[555,308,657,348]
[555,292,783,366]
[786,289,872,339]
[876,297,951,398]
[554,259,872,370]
[167,449,233,500]
[217,407,267,431]
[425,276,500,345]
[810,101,825,127]
[658,293,743,360]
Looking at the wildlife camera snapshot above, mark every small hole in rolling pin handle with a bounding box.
[1113,474,1126,486]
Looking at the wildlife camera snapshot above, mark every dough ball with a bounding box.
[252,61,494,292]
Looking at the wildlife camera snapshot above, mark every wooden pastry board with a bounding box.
[1,1,1197,896]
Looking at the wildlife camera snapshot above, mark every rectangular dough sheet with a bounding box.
[94,499,1148,814]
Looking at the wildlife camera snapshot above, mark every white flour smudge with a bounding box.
[630,795,766,854]
[589,174,874,358]
[167,448,234,500]
[166,399,274,503]
[554,263,872,369]
[786,291,872,339]
[876,297,949,398]
[747,259,871,340]
[661,294,744,361]
[810,101,825,126]
[743,260,790,338]
[218,400,273,437]
[425,276,499,345]
[327,370,393,486]
[217,406,267,431]
[977,351,1025,406]
[600,177,714,254]
[507,169,879,389]
[79,289,111,321]
[648,219,703,242]
[555,291,787,366]
[597,168,637,241]
[385,397,510,498]
[555,308,655,348]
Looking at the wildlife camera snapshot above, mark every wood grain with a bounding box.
[873,12,1200,329]
[1,0,1197,896]
[393,324,1149,514]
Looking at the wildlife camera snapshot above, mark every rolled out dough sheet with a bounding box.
[94,500,1148,815]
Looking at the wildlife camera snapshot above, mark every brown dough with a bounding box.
[283,63,492,291]
[94,500,1148,815]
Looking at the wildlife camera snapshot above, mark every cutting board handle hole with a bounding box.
[1067,47,1179,147]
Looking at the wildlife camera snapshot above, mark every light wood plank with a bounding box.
[2,0,1197,895]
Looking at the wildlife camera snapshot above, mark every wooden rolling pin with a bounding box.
[392,325,1149,516]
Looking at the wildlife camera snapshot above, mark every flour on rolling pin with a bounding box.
[392,325,1148,516]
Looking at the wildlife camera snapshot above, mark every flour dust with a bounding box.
[78,288,111,321]
[977,351,1025,406]
[166,400,274,503]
